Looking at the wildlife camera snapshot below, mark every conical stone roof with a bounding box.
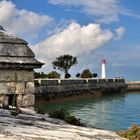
[0,26,43,70]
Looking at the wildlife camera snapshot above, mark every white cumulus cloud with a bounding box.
[31,22,114,71]
[48,0,140,23]
[0,0,53,35]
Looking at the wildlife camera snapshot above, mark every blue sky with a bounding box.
[0,0,140,80]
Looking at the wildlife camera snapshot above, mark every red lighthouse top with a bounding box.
[102,59,106,64]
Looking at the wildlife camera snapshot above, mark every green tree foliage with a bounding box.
[47,71,60,78]
[76,73,80,78]
[80,69,92,78]
[92,73,98,78]
[78,69,98,78]
[52,54,78,78]
[34,71,60,79]
[34,72,47,78]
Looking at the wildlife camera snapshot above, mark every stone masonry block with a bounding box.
[0,70,34,82]
[22,94,35,107]
[25,82,34,94]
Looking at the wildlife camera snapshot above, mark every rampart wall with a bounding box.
[35,78,126,101]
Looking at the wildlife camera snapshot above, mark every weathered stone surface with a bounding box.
[0,95,8,106]
[21,94,35,107]
[0,82,34,95]
[0,95,3,103]
[0,70,34,82]
[0,26,43,107]
[0,28,43,67]
[25,82,34,94]
[0,83,11,94]
[16,94,24,107]
[11,82,25,94]
[17,94,35,107]
[35,79,126,98]
[0,108,126,140]
[3,95,9,106]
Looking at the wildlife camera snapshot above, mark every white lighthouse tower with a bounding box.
[101,59,106,79]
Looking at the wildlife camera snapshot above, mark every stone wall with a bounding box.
[35,78,126,101]
[126,81,140,91]
[0,70,34,107]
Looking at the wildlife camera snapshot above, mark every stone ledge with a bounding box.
[0,108,126,140]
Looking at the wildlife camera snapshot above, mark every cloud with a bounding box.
[115,27,125,40]
[32,22,115,72]
[0,0,53,36]
[48,0,140,23]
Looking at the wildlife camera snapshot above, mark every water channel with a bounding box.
[37,92,140,131]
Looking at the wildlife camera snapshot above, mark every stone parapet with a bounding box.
[35,78,126,101]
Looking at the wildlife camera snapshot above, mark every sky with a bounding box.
[0,0,140,80]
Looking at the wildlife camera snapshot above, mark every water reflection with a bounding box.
[38,93,140,131]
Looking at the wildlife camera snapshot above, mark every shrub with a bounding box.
[64,115,85,126]
[76,73,80,78]
[65,73,71,78]
[80,69,92,78]
[92,73,98,78]
[117,124,140,140]
[34,80,40,87]
[48,109,85,126]
[48,109,69,120]
[34,72,47,78]
[35,106,45,114]
[47,71,60,78]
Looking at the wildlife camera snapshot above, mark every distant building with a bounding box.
[0,26,43,108]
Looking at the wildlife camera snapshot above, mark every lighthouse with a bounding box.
[101,59,106,79]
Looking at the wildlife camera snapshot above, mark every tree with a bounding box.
[92,73,98,78]
[34,72,47,78]
[52,54,78,78]
[76,73,80,78]
[80,69,92,78]
[47,71,60,79]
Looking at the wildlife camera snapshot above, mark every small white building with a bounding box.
[0,26,43,108]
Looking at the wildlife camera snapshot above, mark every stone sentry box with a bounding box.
[0,26,43,108]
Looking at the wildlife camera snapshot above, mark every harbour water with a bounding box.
[37,92,140,131]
